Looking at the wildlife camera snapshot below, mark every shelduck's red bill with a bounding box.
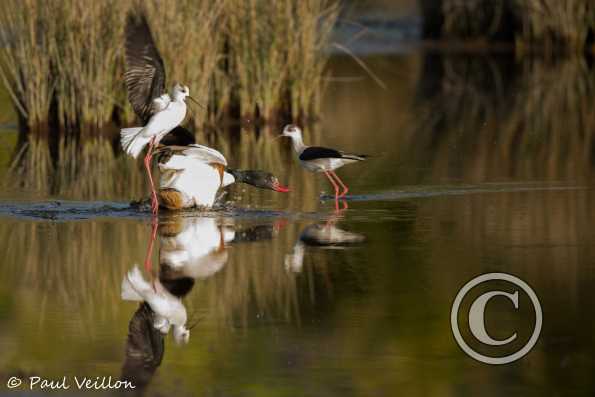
[273,182,290,193]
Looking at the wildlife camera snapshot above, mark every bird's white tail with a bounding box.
[121,265,150,301]
[120,127,149,159]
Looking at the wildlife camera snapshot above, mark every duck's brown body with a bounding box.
[158,188,186,210]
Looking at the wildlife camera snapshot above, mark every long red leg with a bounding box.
[324,170,341,211]
[324,171,340,197]
[148,151,159,214]
[143,217,158,276]
[330,171,349,197]
[143,137,158,215]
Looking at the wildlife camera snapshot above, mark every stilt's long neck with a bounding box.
[290,133,306,153]
[172,93,186,102]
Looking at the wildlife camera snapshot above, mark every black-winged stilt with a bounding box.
[121,265,190,344]
[121,12,200,215]
[280,124,367,201]
[155,144,289,210]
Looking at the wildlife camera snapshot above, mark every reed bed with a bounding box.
[0,0,339,140]
[425,0,595,52]
[138,0,225,128]
[0,0,55,133]
[515,0,595,51]
[52,1,128,134]
[224,0,338,122]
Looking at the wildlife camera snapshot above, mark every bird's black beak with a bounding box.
[188,96,205,109]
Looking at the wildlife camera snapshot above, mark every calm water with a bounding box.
[1,51,595,396]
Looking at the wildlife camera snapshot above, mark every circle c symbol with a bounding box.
[450,273,542,365]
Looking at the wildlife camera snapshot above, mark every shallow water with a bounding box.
[1,49,595,396]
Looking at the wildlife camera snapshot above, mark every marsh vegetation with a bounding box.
[422,0,595,52]
[0,0,339,139]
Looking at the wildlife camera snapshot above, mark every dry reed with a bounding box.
[51,1,128,134]
[514,0,595,52]
[0,0,340,139]
[0,0,55,133]
[224,0,338,122]
[432,0,595,52]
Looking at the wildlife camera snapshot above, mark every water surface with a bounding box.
[1,50,595,396]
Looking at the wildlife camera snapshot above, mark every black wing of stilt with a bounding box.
[299,146,367,161]
[124,11,167,124]
[299,147,343,161]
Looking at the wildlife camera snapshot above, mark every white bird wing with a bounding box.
[181,144,228,166]
[158,154,194,171]
[121,266,185,323]
[121,265,151,301]
[141,101,187,138]
[157,144,226,171]
[152,94,171,113]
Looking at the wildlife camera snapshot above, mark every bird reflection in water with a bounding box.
[119,261,194,395]
[120,214,286,393]
[121,265,190,343]
[285,211,365,273]
[120,303,164,395]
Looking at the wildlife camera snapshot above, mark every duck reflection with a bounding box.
[159,217,235,281]
[285,213,366,273]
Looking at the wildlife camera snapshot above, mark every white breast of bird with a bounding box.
[143,100,187,139]
[301,157,344,172]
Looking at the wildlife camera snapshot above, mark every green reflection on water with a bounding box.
[1,52,595,396]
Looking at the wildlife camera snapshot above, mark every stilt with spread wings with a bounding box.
[121,12,199,214]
